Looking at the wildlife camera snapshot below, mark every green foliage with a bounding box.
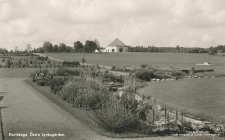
[154,70,171,79]
[91,95,140,132]
[73,41,84,52]
[62,61,80,67]
[111,66,116,70]
[171,70,185,77]
[135,68,155,81]
[55,67,80,76]
[43,41,53,53]
[81,57,86,65]
[6,59,11,68]
[57,76,109,108]
[102,73,123,83]
[84,40,97,53]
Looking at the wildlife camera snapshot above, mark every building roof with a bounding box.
[108,38,127,47]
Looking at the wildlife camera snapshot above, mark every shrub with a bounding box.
[111,66,116,70]
[57,76,108,108]
[171,70,185,77]
[135,68,155,81]
[102,73,122,83]
[154,70,168,79]
[91,95,140,132]
[62,61,80,68]
[56,67,81,76]
[50,76,66,94]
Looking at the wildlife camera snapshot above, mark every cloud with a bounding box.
[0,0,224,50]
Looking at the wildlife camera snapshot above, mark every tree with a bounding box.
[65,46,73,52]
[52,45,59,52]
[26,44,32,52]
[58,43,67,52]
[18,59,22,68]
[43,41,53,53]
[176,45,180,52]
[84,40,97,53]
[81,57,86,65]
[6,59,11,68]
[73,41,83,52]
[191,67,195,75]
[94,39,100,51]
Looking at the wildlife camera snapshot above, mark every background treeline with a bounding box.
[208,45,225,54]
[0,48,8,53]
[1,42,224,54]
[33,40,98,53]
[127,45,208,53]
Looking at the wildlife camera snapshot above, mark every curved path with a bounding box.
[0,78,106,140]
[0,78,222,140]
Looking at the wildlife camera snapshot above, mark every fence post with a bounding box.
[176,110,178,121]
[165,106,167,125]
[153,108,155,123]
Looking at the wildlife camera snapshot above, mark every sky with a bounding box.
[0,0,225,50]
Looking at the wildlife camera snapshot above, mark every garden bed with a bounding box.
[24,79,152,138]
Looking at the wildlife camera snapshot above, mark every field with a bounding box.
[42,52,225,73]
[140,77,225,122]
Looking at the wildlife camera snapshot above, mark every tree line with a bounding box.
[33,40,98,53]
[208,45,225,54]
[1,43,224,54]
[127,45,208,53]
[0,48,8,54]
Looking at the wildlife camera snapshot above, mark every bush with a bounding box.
[91,95,140,132]
[135,68,155,81]
[171,70,185,77]
[57,76,108,108]
[50,76,66,94]
[154,70,170,79]
[102,73,123,83]
[62,61,80,68]
[111,66,116,70]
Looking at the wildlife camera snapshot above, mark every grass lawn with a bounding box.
[139,77,225,123]
[41,53,225,71]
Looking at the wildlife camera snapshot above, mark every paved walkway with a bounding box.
[0,78,106,140]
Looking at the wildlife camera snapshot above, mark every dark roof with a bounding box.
[108,38,127,47]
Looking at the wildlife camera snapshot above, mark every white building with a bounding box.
[105,38,128,52]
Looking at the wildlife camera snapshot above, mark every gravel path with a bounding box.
[0,77,222,140]
[0,78,106,140]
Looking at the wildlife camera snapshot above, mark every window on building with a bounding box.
[112,49,115,52]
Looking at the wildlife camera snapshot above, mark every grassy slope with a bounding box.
[139,78,225,122]
[43,53,225,72]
